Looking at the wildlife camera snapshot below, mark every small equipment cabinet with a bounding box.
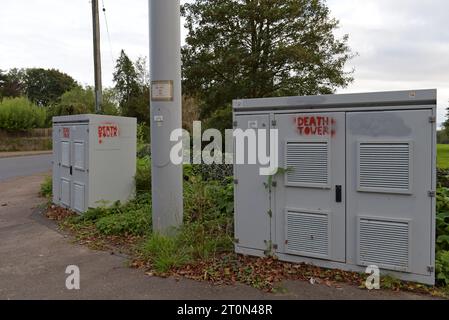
[52,114,137,214]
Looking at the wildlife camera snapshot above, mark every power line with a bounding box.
[101,0,115,65]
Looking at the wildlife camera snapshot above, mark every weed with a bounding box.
[141,233,190,273]
[381,274,402,290]
[136,156,151,194]
[96,208,151,236]
[436,250,449,287]
[39,176,52,198]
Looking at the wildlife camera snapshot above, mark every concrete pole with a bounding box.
[149,0,183,233]
[92,0,103,113]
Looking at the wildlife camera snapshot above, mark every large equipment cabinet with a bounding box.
[52,115,137,213]
[233,90,437,285]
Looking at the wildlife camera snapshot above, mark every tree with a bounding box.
[444,106,449,137]
[182,0,354,120]
[48,86,118,120]
[0,70,6,100]
[0,68,25,99]
[438,130,449,144]
[113,50,150,123]
[23,68,78,106]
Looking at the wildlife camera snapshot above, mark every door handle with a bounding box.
[70,166,73,176]
[336,185,342,203]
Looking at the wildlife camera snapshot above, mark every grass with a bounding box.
[438,144,449,169]
[39,176,52,198]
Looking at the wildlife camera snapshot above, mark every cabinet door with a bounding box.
[70,125,89,213]
[275,113,346,262]
[54,126,72,209]
[234,114,271,251]
[346,110,433,277]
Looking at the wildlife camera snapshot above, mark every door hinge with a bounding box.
[428,191,436,198]
[429,116,436,123]
[427,266,435,273]
[271,120,277,127]
[234,179,239,185]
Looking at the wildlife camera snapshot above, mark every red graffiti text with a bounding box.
[98,124,119,144]
[63,128,70,139]
[296,116,336,136]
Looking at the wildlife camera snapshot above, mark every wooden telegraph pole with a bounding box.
[92,0,103,113]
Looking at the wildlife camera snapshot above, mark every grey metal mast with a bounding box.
[92,0,103,113]
[149,0,183,233]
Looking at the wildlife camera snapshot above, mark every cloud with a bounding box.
[0,0,447,126]
[327,0,449,126]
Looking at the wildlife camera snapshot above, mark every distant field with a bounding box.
[438,144,449,169]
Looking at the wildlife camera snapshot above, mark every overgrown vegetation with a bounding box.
[45,159,234,274]
[41,153,449,295]
[0,97,47,130]
[137,166,234,273]
[67,195,152,237]
[437,186,449,286]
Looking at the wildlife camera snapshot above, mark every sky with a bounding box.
[0,0,447,127]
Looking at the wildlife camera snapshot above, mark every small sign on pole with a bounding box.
[151,80,174,102]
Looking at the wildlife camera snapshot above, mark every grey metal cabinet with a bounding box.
[52,115,137,214]
[233,90,437,285]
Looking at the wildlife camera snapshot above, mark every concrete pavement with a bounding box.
[0,174,439,300]
[0,154,52,181]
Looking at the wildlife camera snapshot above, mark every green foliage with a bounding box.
[438,144,449,169]
[1,68,77,106]
[436,250,449,286]
[204,104,233,132]
[188,164,234,183]
[24,68,78,106]
[0,68,25,99]
[444,107,449,137]
[96,208,151,236]
[40,176,52,199]
[438,130,449,144]
[139,171,234,272]
[0,97,47,130]
[113,50,150,123]
[438,168,449,188]
[73,195,152,236]
[437,187,449,287]
[136,123,150,158]
[381,274,402,290]
[182,0,354,119]
[141,233,190,273]
[48,86,118,119]
[136,156,151,194]
[437,187,449,251]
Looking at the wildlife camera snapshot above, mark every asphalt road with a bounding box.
[0,154,52,181]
